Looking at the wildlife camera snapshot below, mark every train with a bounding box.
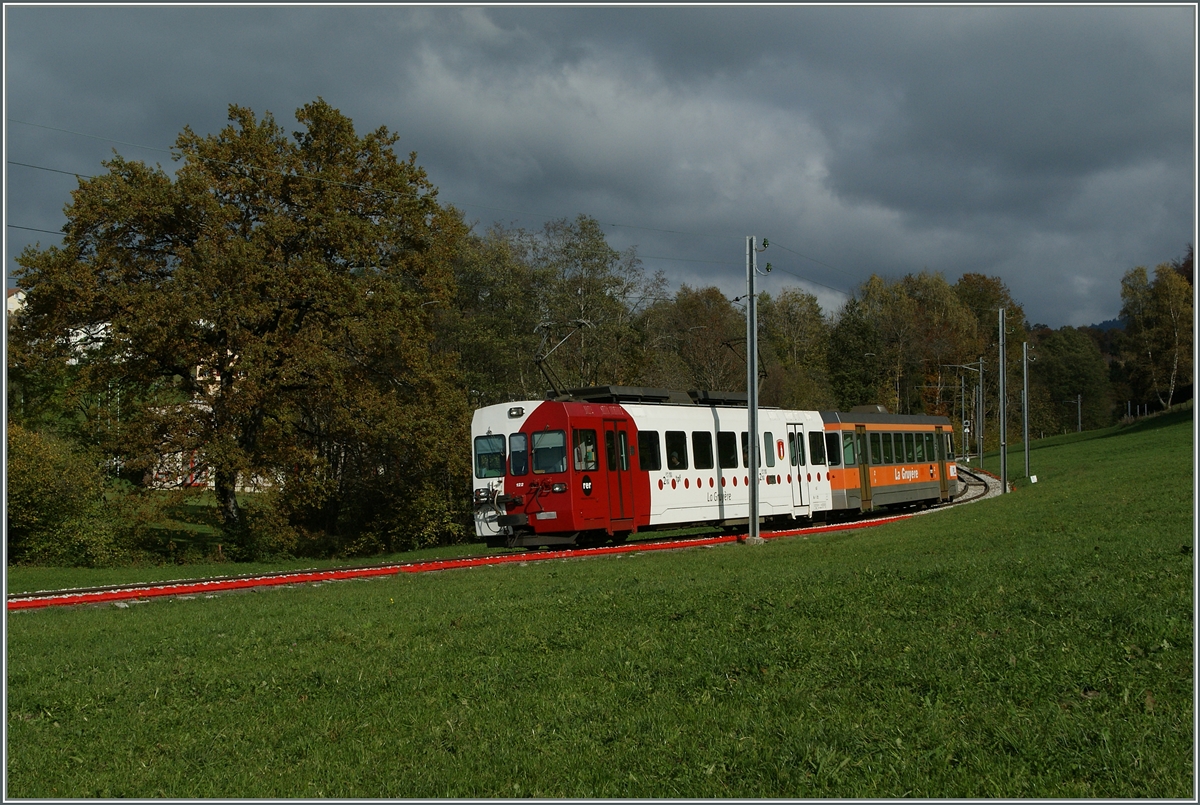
[472,386,960,548]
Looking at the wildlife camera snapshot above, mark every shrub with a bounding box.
[6,424,113,565]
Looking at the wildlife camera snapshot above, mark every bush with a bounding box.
[6,424,114,565]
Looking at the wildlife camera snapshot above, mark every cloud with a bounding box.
[4,5,1193,328]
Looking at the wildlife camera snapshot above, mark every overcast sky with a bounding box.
[4,5,1195,327]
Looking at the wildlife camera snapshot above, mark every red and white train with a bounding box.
[472,387,960,548]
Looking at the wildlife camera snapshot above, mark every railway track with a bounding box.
[8,470,1001,611]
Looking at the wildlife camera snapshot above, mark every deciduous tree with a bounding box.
[10,99,470,555]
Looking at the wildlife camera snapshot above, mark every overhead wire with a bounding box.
[7,118,863,300]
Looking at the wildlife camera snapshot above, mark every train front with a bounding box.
[471,402,538,545]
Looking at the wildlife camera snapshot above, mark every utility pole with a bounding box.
[978,355,984,464]
[998,308,1007,494]
[1023,342,1031,478]
[1076,393,1082,433]
[960,373,966,458]
[744,236,766,545]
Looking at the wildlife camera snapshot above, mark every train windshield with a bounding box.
[474,435,506,479]
[532,430,567,474]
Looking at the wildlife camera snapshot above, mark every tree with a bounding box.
[529,215,657,392]
[953,273,1027,448]
[1030,326,1112,431]
[1170,243,1193,287]
[758,288,836,410]
[828,297,884,410]
[1120,263,1194,410]
[444,224,545,407]
[9,99,470,554]
[639,285,746,393]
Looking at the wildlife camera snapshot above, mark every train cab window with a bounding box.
[869,433,882,465]
[573,429,599,471]
[763,432,776,468]
[824,433,841,466]
[914,432,925,462]
[882,433,894,464]
[509,433,529,476]
[665,431,689,470]
[945,432,955,459]
[474,435,506,479]
[532,430,567,474]
[638,431,661,471]
[842,433,856,466]
[904,433,916,463]
[693,432,714,470]
[717,431,739,469]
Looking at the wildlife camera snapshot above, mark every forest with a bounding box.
[7,100,1194,564]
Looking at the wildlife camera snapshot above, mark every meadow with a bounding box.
[5,408,1193,797]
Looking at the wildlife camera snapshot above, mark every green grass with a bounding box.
[6,411,1193,797]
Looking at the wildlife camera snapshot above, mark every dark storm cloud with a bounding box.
[5,5,1194,327]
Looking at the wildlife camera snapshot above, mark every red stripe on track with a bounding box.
[8,513,912,610]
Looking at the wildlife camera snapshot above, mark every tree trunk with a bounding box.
[214,466,241,532]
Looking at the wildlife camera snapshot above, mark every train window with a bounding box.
[904,433,916,463]
[946,432,955,459]
[924,433,934,462]
[638,431,661,471]
[914,432,925,462]
[825,433,841,466]
[474,435,506,479]
[509,433,529,476]
[763,432,776,468]
[880,433,892,464]
[605,430,617,471]
[532,430,566,474]
[808,431,826,465]
[618,431,630,472]
[693,432,714,470]
[666,431,689,470]
[869,433,882,465]
[739,432,762,468]
[787,433,797,466]
[717,431,739,469]
[842,433,856,466]
[573,429,599,471]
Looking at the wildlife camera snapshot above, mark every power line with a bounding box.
[8,160,94,179]
[7,118,861,299]
[8,224,63,236]
[765,238,857,279]
[8,118,175,155]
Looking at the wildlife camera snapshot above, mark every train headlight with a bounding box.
[551,483,567,493]
[508,406,524,418]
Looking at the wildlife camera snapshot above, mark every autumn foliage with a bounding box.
[7,99,1192,564]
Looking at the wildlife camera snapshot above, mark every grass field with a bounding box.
[6,408,1194,797]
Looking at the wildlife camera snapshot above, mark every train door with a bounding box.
[604,419,635,531]
[787,423,810,513]
[855,425,872,511]
[935,426,950,501]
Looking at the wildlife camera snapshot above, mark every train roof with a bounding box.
[820,410,953,426]
[551,386,750,407]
